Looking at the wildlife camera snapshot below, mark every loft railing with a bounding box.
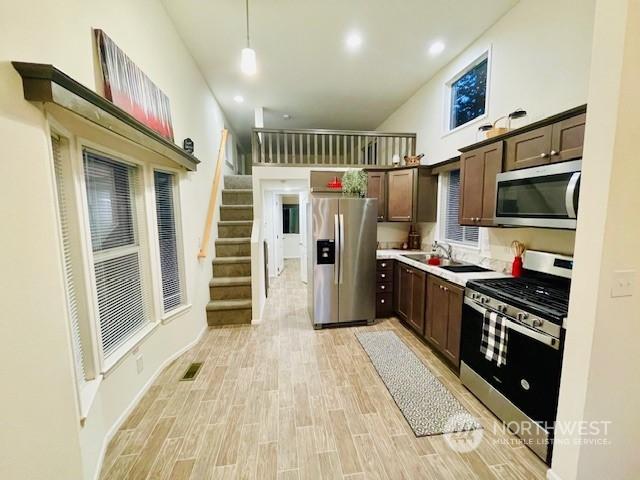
[252,128,416,166]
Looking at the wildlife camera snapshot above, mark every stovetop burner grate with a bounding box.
[468,277,570,322]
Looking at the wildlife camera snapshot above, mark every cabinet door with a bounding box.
[480,142,503,225]
[551,113,586,163]
[397,265,412,321]
[443,283,464,366]
[459,149,484,226]
[425,276,449,349]
[505,125,553,171]
[460,142,503,226]
[408,268,426,335]
[387,169,415,222]
[392,261,401,314]
[367,171,386,221]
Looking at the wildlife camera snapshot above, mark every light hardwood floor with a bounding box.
[99,259,547,480]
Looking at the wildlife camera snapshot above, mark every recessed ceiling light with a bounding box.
[345,32,363,51]
[233,95,244,103]
[282,114,291,120]
[429,40,445,56]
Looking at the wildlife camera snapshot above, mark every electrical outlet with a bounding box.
[136,354,144,374]
[611,270,636,298]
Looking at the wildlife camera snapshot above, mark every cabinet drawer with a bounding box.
[377,270,392,282]
[376,292,393,317]
[377,281,392,293]
[377,259,393,271]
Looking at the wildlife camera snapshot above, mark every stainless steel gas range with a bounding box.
[460,250,573,464]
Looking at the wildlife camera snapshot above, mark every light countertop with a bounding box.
[376,250,508,287]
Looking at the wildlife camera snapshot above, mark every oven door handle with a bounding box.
[464,297,560,350]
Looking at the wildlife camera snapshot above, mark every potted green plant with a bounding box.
[341,169,368,197]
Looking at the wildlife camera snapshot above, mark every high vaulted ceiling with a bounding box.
[163,0,518,147]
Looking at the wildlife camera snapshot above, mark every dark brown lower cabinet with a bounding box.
[376,260,394,318]
[425,275,464,367]
[396,263,426,335]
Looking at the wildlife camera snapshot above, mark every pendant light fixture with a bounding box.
[240,0,257,76]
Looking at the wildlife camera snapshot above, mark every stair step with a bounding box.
[220,205,253,221]
[218,221,252,239]
[212,256,251,264]
[206,299,252,310]
[215,238,250,257]
[218,220,253,226]
[224,175,253,190]
[222,190,253,205]
[209,276,251,287]
[212,256,251,277]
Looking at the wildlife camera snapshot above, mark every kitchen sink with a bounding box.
[439,264,491,273]
[401,254,491,273]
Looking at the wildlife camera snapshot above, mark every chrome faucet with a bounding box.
[432,241,452,260]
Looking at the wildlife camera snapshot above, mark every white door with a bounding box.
[299,191,308,283]
[274,195,284,275]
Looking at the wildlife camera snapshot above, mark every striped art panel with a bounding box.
[95,29,175,141]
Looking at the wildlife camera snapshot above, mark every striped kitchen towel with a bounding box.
[480,311,508,367]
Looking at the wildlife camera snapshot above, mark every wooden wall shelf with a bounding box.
[12,62,200,171]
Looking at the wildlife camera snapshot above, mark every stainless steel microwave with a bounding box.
[495,160,581,229]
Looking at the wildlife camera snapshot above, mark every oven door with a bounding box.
[495,160,581,229]
[460,298,563,425]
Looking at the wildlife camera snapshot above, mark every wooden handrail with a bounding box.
[198,129,228,259]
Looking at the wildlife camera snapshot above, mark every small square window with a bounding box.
[448,54,489,131]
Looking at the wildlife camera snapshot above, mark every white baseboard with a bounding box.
[547,468,563,480]
[91,325,207,480]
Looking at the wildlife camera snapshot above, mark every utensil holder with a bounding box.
[512,256,523,277]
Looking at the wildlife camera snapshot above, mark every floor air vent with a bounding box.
[180,362,203,381]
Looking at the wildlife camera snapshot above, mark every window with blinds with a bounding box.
[52,136,88,386]
[154,171,185,312]
[443,169,479,246]
[83,150,151,357]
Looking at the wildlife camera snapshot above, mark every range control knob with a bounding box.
[532,318,544,328]
[496,304,507,313]
[516,312,529,322]
[480,297,489,304]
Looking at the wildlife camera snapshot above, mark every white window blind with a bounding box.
[83,150,151,357]
[444,169,479,246]
[154,171,184,312]
[52,136,87,386]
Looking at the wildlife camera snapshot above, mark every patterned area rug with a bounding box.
[356,330,482,436]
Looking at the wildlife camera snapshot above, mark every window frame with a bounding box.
[151,166,190,322]
[442,48,491,136]
[438,170,481,250]
[75,137,159,373]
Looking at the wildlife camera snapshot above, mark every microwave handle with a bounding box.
[565,172,581,219]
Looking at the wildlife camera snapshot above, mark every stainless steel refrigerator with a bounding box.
[307,196,377,328]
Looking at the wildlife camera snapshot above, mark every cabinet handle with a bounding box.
[381,263,387,268]
[381,273,386,278]
[381,285,385,289]
[380,299,385,304]
[550,150,559,156]
[540,152,549,158]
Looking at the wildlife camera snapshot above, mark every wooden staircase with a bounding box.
[206,175,253,325]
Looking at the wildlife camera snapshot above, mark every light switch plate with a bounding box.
[611,270,636,298]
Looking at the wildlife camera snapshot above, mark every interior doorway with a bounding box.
[262,181,309,284]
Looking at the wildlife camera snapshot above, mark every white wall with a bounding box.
[0,1,236,478]
[377,0,595,262]
[552,0,640,478]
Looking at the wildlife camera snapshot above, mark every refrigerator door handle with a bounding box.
[334,214,340,284]
[339,214,345,284]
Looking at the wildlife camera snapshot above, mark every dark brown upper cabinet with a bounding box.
[505,124,553,171]
[367,171,387,221]
[551,113,586,163]
[385,167,437,223]
[425,275,464,367]
[505,112,586,171]
[460,142,503,227]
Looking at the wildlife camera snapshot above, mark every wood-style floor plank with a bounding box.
[98,259,546,480]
